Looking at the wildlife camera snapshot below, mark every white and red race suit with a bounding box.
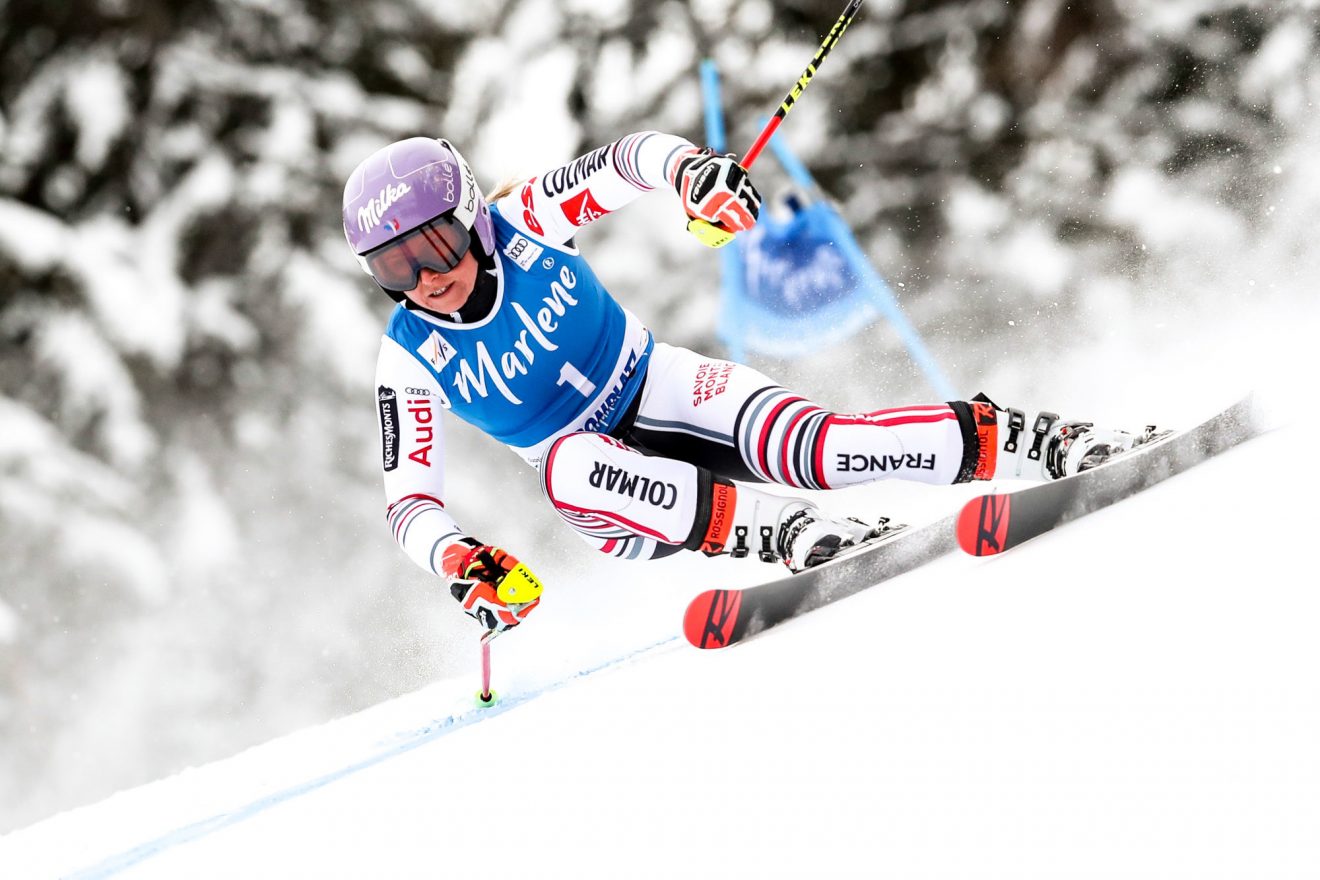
[374,132,982,576]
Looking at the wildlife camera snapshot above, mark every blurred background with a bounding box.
[1,0,1316,832]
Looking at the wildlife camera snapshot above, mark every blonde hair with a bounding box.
[486,177,526,202]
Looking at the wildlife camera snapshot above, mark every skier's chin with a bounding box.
[413,284,469,312]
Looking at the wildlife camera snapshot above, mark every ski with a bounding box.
[956,396,1262,557]
[683,516,957,649]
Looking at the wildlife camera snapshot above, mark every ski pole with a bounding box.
[687,0,865,249]
[476,630,499,708]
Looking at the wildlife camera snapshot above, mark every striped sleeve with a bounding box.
[386,493,467,576]
[494,131,700,246]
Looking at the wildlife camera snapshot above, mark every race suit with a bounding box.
[374,132,976,575]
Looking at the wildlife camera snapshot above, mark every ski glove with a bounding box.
[442,540,543,633]
[673,148,762,233]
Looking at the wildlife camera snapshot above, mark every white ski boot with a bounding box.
[987,402,1167,482]
[724,487,885,572]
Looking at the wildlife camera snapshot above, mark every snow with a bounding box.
[62,54,131,171]
[1,405,1316,879]
[5,0,1320,858]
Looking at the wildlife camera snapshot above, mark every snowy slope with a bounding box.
[1,401,1316,880]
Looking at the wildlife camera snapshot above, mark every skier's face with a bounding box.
[403,250,478,313]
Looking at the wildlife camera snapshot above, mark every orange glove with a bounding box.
[443,541,542,633]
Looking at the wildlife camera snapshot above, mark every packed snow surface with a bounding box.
[2,399,1316,879]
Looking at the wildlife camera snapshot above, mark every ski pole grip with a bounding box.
[496,561,544,605]
[686,218,737,249]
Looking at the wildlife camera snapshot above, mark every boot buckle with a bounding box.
[1028,411,1059,461]
[730,526,749,559]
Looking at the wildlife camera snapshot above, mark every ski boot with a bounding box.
[976,395,1169,482]
[724,486,892,572]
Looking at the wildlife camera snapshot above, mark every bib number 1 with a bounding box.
[557,362,597,398]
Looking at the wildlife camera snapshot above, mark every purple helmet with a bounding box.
[342,137,495,291]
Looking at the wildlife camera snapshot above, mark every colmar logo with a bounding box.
[561,189,608,227]
[588,461,678,510]
[357,183,412,232]
[541,147,610,197]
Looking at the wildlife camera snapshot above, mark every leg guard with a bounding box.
[539,432,703,561]
[539,431,877,571]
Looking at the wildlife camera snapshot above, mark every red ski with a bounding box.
[683,518,955,649]
[957,396,1261,557]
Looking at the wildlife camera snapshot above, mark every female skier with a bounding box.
[343,132,1154,633]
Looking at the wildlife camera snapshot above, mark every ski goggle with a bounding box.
[359,215,472,292]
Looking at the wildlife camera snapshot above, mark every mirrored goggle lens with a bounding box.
[364,217,472,292]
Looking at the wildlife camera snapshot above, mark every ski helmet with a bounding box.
[342,137,495,300]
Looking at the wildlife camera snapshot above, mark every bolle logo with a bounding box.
[378,386,400,472]
[588,461,678,510]
[461,160,477,214]
[358,183,412,232]
[440,161,457,203]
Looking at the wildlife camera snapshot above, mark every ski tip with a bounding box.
[683,589,743,649]
[956,494,1012,557]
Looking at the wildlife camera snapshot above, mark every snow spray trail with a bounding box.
[65,636,679,879]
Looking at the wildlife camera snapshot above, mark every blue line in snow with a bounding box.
[66,635,679,879]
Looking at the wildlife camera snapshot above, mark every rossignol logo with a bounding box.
[972,402,998,480]
[378,386,400,471]
[357,183,412,232]
[588,461,678,510]
[700,482,737,555]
